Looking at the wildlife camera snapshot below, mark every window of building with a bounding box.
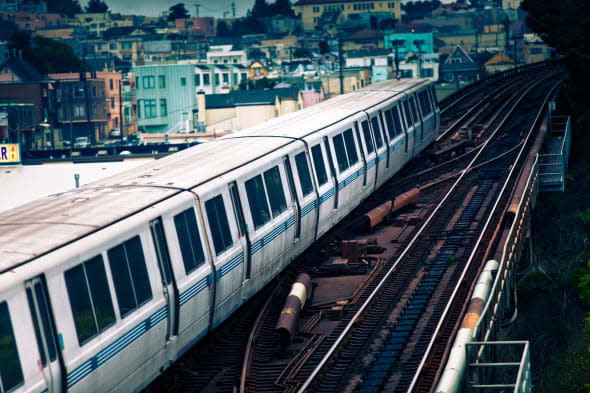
[203,73,210,85]
[142,75,155,89]
[295,152,314,196]
[215,73,220,85]
[241,73,247,82]
[110,97,115,109]
[109,42,117,50]
[144,99,157,118]
[65,255,116,345]
[311,144,328,186]
[160,99,167,116]
[530,47,543,54]
[137,101,141,118]
[313,6,319,12]
[0,302,24,392]
[159,75,166,88]
[400,69,413,78]
[222,73,229,85]
[74,104,85,117]
[122,41,132,50]
[205,195,233,255]
[174,208,205,274]
[246,175,271,229]
[107,236,152,318]
[332,133,349,172]
[422,68,434,77]
[233,73,238,85]
[109,79,114,90]
[264,166,287,217]
[180,77,186,86]
[195,73,201,86]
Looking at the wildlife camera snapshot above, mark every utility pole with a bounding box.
[338,31,344,95]
[119,78,124,147]
[231,1,236,18]
[413,39,424,78]
[194,3,200,18]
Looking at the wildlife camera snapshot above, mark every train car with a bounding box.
[0,79,438,393]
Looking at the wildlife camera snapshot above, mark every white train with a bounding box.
[0,78,439,393]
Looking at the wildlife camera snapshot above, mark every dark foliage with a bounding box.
[86,0,108,13]
[379,18,397,31]
[401,0,441,22]
[168,3,190,21]
[521,0,590,130]
[46,0,82,17]
[7,31,83,74]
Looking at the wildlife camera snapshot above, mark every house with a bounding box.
[276,78,325,108]
[50,71,123,137]
[206,45,248,66]
[0,55,59,150]
[321,67,372,97]
[440,45,480,83]
[343,29,385,51]
[385,31,434,60]
[521,34,551,64]
[398,52,440,80]
[134,64,198,134]
[196,87,303,133]
[193,64,249,94]
[249,61,269,80]
[293,0,401,32]
[484,52,515,73]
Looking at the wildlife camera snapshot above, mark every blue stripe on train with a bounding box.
[66,306,168,389]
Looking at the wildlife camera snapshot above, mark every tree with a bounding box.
[7,31,83,75]
[86,0,108,13]
[319,40,329,55]
[46,0,82,16]
[271,0,294,15]
[217,20,231,37]
[252,0,270,18]
[168,3,190,21]
[379,18,397,31]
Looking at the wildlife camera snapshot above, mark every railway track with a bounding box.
[241,74,561,393]
[148,63,559,393]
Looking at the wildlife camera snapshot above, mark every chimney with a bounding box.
[197,91,206,127]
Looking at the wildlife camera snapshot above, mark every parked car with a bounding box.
[73,136,90,148]
[109,128,121,138]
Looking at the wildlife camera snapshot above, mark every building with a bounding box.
[294,0,401,31]
[435,29,506,53]
[0,55,59,150]
[249,61,269,80]
[55,76,109,145]
[440,45,481,83]
[398,52,439,80]
[484,52,515,73]
[122,74,138,136]
[385,32,434,60]
[134,64,198,133]
[206,45,248,66]
[50,71,122,136]
[197,87,303,133]
[321,67,371,97]
[175,17,216,36]
[521,33,551,64]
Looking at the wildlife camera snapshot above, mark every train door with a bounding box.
[402,98,415,158]
[283,157,301,239]
[353,123,368,187]
[26,276,63,393]
[369,114,389,188]
[323,136,339,210]
[228,181,251,283]
[409,94,423,149]
[288,150,319,249]
[378,110,391,169]
[310,142,334,238]
[150,218,179,342]
[360,119,378,191]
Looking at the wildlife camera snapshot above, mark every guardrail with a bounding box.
[539,115,571,192]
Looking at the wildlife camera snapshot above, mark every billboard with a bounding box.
[0,143,21,164]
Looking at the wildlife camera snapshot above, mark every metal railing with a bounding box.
[538,115,571,192]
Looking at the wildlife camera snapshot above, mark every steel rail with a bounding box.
[407,79,562,393]
[295,71,556,393]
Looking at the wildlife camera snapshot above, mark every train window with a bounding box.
[361,121,374,154]
[264,166,288,216]
[332,133,349,172]
[65,255,115,346]
[108,236,152,318]
[384,109,396,139]
[295,152,314,197]
[206,195,234,255]
[311,144,328,186]
[371,117,384,148]
[392,106,403,135]
[245,175,271,229]
[343,129,359,165]
[0,302,24,392]
[174,209,206,274]
[429,85,439,108]
[409,96,419,124]
[403,100,413,127]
